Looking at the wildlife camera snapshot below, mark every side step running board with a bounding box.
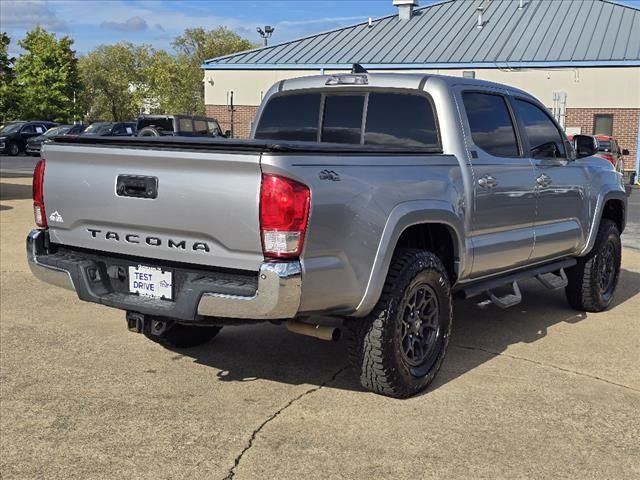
[461,258,577,309]
[536,269,568,290]
[478,281,522,309]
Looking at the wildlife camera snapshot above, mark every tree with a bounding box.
[13,27,80,122]
[171,27,255,114]
[78,43,150,121]
[0,32,18,122]
[142,49,196,114]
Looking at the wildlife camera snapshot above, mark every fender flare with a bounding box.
[579,186,627,256]
[352,200,466,317]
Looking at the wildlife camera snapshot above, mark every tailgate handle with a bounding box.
[116,175,158,199]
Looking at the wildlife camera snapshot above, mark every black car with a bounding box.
[82,122,137,137]
[136,115,225,137]
[25,124,85,156]
[0,121,59,155]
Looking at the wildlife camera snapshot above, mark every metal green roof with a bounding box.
[203,0,640,69]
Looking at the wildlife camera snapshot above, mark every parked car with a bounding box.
[568,134,629,172]
[136,115,225,137]
[82,122,136,136]
[28,72,626,398]
[25,124,85,156]
[0,120,58,155]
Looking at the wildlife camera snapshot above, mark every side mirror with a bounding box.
[622,148,629,156]
[573,135,598,158]
[224,130,232,138]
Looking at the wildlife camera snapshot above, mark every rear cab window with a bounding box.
[255,93,321,142]
[255,89,440,150]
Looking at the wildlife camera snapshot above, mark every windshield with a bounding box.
[0,123,25,134]
[44,126,71,137]
[83,123,112,135]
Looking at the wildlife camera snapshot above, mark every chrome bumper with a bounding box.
[27,229,301,320]
[27,230,76,291]
[197,262,301,319]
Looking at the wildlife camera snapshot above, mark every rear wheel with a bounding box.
[566,219,621,312]
[146,323,222,348]
[347,249,452,398]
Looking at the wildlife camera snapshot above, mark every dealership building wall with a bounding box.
[205,66,640,171]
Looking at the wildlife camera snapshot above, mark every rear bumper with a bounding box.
[27,229,301,321]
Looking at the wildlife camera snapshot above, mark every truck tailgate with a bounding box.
[41,143,264,271]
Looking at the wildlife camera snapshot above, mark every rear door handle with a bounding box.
[478,175,498,189]
[536,174,552,188]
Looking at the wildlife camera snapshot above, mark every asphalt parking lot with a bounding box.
[1,162,639,479]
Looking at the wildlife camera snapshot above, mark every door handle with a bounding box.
[478,175,498,189]
[536,174,552,188]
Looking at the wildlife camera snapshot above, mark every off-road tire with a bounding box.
[347,249,452,398]
[146,324,222,348]
[565,219,621,312]
[7,142,20,156]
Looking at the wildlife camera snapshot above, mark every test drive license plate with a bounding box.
[128,265,173,300]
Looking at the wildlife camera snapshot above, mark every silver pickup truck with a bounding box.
[28,72,627,398]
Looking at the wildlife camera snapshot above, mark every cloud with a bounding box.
[100,16,148,32]
[0,0,68,31]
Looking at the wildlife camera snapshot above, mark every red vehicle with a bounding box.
[568,134,629,172]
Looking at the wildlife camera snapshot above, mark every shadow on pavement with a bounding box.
[158,267,640,395]
[0,182,32,201]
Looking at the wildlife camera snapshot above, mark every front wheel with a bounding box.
[347,250,452,398]
[565,219,621,312]
[7,142,20,156]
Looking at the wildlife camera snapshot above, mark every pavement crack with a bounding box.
[223,365,348,480]
[452,344,640,393]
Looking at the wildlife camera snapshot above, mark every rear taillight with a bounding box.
[33,159,47,228]
[260,174,310,258]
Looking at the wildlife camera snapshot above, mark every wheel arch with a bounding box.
[353,200,466,317]
[580,187,627,256]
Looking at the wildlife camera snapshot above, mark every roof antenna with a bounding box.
[352,63,368,73]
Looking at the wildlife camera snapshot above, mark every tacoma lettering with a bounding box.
[86,229,209,253]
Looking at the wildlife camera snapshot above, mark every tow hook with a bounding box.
[126,311,173,336]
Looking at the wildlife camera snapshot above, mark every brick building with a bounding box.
[203,0,640,176]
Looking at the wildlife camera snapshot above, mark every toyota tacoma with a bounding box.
[27,71,626,397]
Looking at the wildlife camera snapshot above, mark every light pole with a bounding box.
[256,25,275,46]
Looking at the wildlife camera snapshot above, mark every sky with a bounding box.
[2,0,640,58]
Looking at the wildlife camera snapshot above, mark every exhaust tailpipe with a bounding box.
[286,320,341,342]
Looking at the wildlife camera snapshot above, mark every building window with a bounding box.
[593,114,613,136]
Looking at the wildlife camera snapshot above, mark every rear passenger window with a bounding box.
[321,95,364,144]
[463,92,519,157]
[365,93,438,148]
[194,120,208,136]
[255,93,321,142]
[513,99,566,159]
[178,118,193,133]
